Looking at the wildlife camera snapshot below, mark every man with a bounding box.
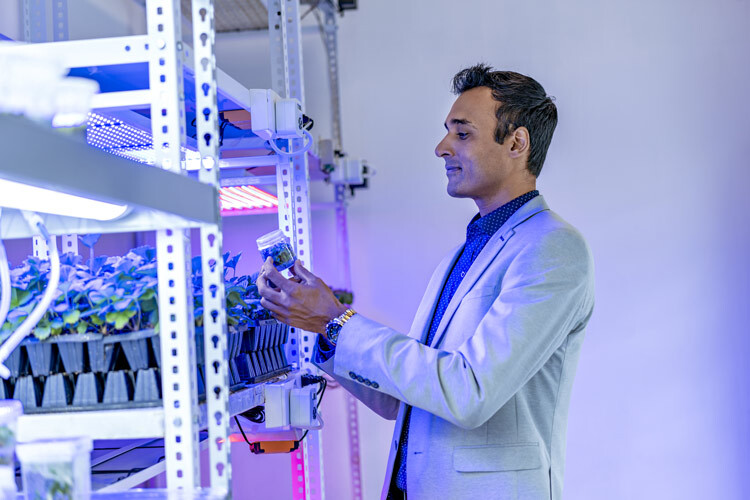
[258,64,595,500]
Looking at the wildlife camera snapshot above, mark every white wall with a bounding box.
[334,1,750,499]
[2,0,749,498]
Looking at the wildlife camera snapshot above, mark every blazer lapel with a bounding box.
[428,196,550,348]
[409,245,463,341]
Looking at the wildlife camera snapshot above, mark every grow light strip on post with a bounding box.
[192,0,232,496]
[147,0,201,491]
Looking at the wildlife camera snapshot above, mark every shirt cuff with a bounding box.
[313,333,336,363]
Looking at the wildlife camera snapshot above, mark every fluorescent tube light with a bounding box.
[0,179,128,221]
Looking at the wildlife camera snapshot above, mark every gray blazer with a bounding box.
[315,196,595,500]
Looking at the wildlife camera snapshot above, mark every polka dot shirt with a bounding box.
[392,190,540,493]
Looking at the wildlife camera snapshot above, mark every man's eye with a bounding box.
[457,132,469,139]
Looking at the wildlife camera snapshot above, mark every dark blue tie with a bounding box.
[392,191,538,493]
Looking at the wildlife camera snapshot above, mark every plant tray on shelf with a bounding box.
[1,248,293,413]
[2,321,290,414]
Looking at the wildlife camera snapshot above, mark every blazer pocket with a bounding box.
[453,443,541,472]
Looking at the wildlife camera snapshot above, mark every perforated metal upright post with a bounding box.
[192,0,232,497]
[147,0,201,490]
[321,7,364,500]
[51,0,69,41]
[25,0,52,259]
[23,0,46,42]
[269,2,324,499]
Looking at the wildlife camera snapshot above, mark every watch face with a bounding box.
[326,322,342,344]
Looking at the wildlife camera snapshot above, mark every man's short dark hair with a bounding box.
[451,64,558,177]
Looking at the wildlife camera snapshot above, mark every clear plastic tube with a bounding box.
[0,212,60,379]
[0,210,11,331]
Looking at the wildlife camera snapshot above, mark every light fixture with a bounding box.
[220,185,278,213]
[0,178,129,221]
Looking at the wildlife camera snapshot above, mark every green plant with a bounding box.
[0,247,273,342]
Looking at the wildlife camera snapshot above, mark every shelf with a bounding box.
[16,380,274,442]
[0,115,219,238]
[13,489,225,499]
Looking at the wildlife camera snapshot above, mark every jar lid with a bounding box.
[0,400,22,423]
[16,436,92,462]
[256,229,288,248]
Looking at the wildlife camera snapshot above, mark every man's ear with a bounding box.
[508,126,530,159]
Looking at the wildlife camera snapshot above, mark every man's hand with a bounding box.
[257,257,348,334]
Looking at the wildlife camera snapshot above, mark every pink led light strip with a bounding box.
[219,185,279,214]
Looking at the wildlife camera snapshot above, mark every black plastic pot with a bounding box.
[235,353,255,382]
[42,373,74,408]
[25,342,56,377]
[102,370,134,404]
[195,328,205,366]
[57,341,85,374]
[87,337,117,373]
[13,376,42,409]
[73,372,103,406]
[5,347,27,379]
[150,335,161,369]
[0,379,13,399]
[134,368,161,403]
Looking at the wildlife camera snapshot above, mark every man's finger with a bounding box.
[260,297,288,322]
[290,260,317,284]
[261,259,296,293]
[256,272,284,302]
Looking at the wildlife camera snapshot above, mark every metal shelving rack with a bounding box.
[1,0,324,498]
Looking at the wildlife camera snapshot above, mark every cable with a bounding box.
[266,129,314,158]
[234,416,252,447]
[0,209,11,330]
[0,212,60,379]
[301,0,323,20]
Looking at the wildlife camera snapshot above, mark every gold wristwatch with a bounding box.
[325,309,356,345]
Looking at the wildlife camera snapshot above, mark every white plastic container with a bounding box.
[256,229,296,272]
[17,436,92,500]
[0,400,22,499]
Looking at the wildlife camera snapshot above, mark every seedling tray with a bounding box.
[5,320,291,414]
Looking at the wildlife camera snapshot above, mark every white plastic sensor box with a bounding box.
[249,89,303,141]
[289,386,320,429]
[249,89,277,141]
[264,378,295,429]
[275,98,304,140]
[330,158,366,185]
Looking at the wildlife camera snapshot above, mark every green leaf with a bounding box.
[63,309,81,325]
[76,322,88,334]
[33,324,51,340]
[106,310,137,331]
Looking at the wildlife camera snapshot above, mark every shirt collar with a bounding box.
[467,190,540,239]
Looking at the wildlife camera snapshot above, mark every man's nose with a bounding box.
[435,135,452,158]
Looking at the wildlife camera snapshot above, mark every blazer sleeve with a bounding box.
[312,335,401,420]
[331,226,595,430]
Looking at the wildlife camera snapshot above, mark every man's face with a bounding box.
[435,87,516,211]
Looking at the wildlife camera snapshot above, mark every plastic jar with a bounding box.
[0,400,22,498]
[256,229,296,272]
[16,436,92,500]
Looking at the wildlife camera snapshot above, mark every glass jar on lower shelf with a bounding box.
[16,436,92,500]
